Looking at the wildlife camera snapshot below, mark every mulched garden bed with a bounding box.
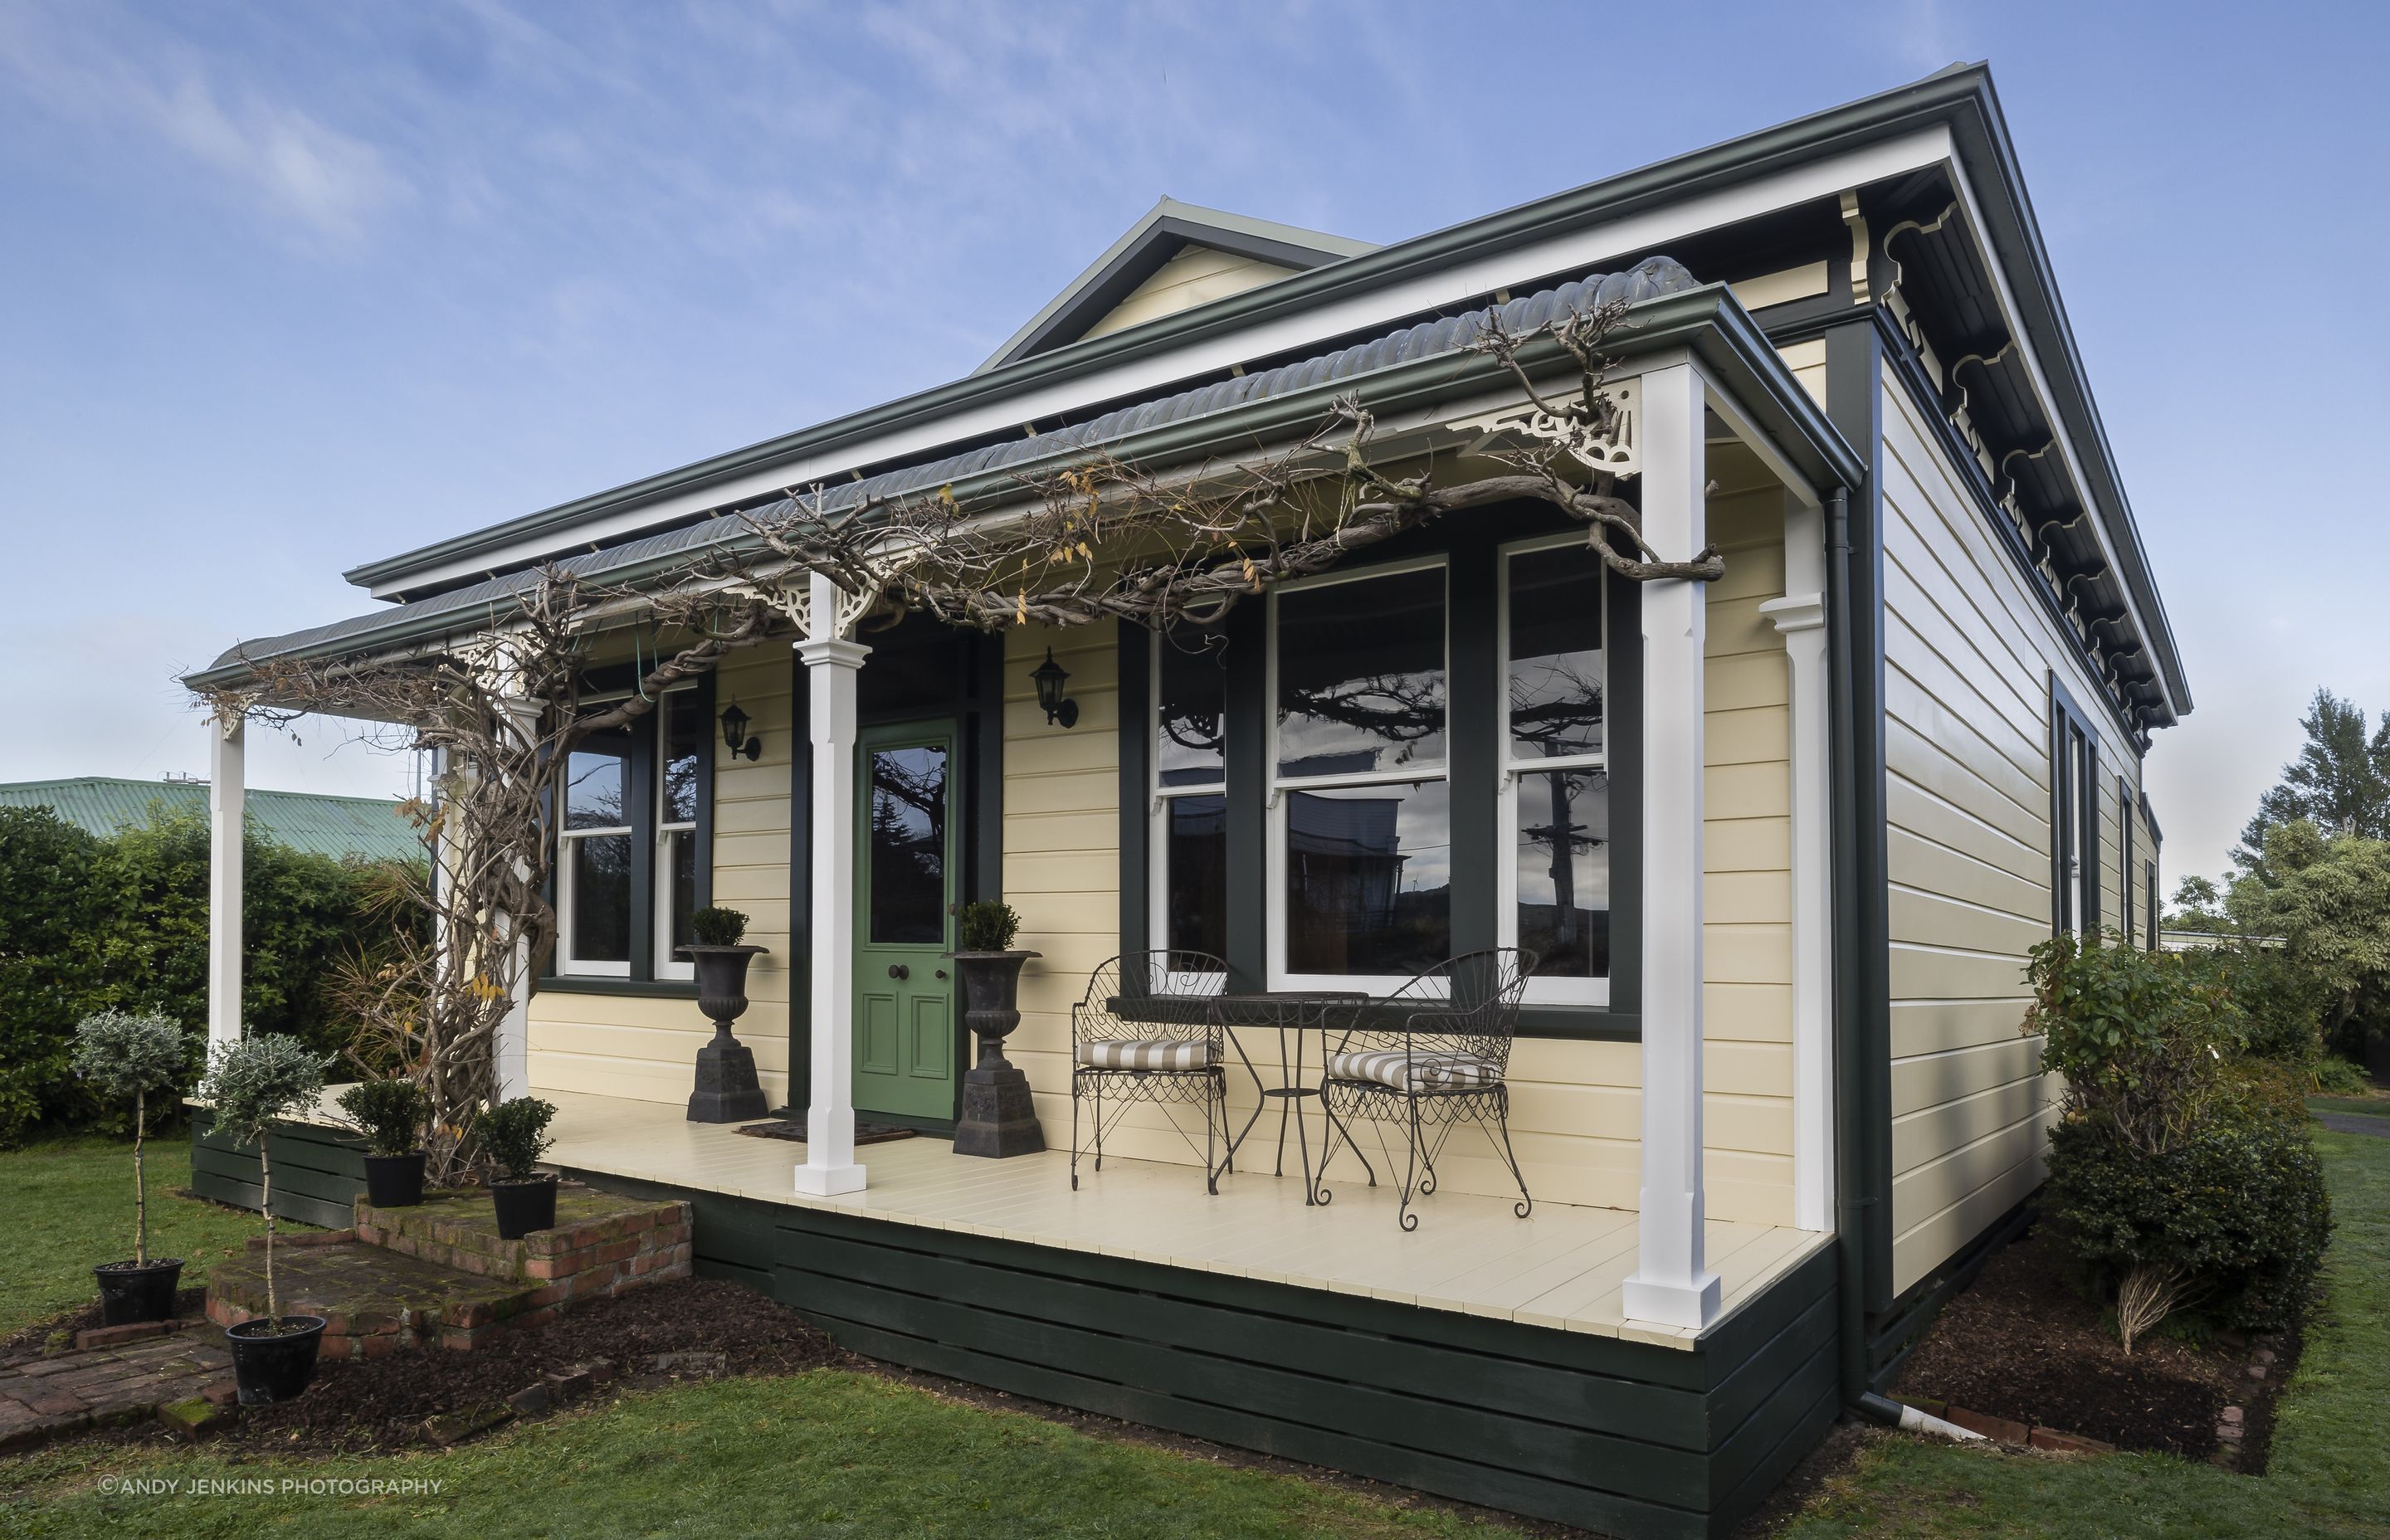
[1889,1227,2282,1460]
[232,1276,846,1452]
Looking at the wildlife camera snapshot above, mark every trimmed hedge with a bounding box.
[0,803,425,1145]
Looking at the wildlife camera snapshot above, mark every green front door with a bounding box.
[852,721,959,1122]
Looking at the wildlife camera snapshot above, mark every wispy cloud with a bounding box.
[0,1,406,241]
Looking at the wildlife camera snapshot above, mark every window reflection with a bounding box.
[661,694,702,825]
[1165,794,1227,958]
[570,833,632,962]
[1157,632,1226,788]
[1284,782,1451,976]
[1275,568,1446,777]
[1509,551,1605,758]
[868,745,948,946]
[1515,767,1609,979]
[564,748,627,831]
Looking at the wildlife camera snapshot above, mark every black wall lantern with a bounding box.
[1032,649,1078,729]
[719,702,761,762]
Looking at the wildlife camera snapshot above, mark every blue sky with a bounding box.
[2,0,2383,889]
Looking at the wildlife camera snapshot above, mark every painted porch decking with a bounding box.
[540,1089,1830,1349]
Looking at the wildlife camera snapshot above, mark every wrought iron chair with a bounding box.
[1315,948,1539,1231]
[1070,950,1232,1194]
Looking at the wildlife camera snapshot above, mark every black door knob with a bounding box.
[888,963,910,980]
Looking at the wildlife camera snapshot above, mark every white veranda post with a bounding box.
[1622,361,1722,1331]
[491,698,541,1101]
[207,716,246,1048]
[1760,497,1834,1234]
[794,568,871,1196]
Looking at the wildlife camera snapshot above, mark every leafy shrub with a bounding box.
[690,906,749,947]
[479,1097,557,1180]
[2027,933,2334,1344]
[335,1078,429,1157]
[0,804,427,1146]
[2043,1094,2332,1333]
[957,900,1022,953]
[2313,1054,2370,1094]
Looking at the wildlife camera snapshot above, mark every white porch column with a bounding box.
[1622,362,1721,1332]
[794,568,871,1196]
[492,699,542,1101]
[207,717,246,1050]
[1760,495,1834,1233]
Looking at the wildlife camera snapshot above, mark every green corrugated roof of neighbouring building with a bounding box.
[0,777,422,864]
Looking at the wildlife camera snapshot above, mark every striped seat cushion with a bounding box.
[1079,1038,1216,1071]
[1327,1049,1502,1093]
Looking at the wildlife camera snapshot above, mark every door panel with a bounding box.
[852,724,959,1121]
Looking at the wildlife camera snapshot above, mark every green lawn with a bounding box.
[1784,1125,2390,1539]
[2,1133,273,1338]
[0,1135,1515,1539]
[2305,1095,2390,1120]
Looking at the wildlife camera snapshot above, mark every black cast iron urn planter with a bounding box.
[683,943,771,1123]
[94,1257,183,1325]
[949,948,1046,1158]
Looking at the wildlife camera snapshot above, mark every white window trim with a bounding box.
[1265,556,1452,996]
[653,686,700,981]
[1497,532,1612,1006]
[558,694,636,978]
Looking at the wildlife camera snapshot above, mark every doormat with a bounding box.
[734,1119,919,1146]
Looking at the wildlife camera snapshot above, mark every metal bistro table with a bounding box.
[1211,990,1368,1205]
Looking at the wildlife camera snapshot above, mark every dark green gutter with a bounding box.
[346,67,2002,598]
[194,286,1858,690]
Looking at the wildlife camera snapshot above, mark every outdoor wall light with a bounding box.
[719,703,761,762]
[1032,649,1079,729]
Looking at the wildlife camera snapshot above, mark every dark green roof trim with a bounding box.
[191,282,1858,691]
[340,66,2105,621]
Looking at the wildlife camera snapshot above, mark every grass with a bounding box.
[0,1367,1515,1538]
[2305,1095,2390,1119]
[1784,1126,2390,1539]
[2,1133,275,1338]
[0,1135,1516,1539]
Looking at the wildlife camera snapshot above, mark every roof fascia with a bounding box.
[200,288,1850,690]
[347,73,1991,602]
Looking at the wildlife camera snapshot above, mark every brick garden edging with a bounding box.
[1890,1394,2117,1456]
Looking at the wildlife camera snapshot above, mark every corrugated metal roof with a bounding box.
[203,258,1700,677]
[0,777,422,863]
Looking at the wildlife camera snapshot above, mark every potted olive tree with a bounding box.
[202,1032,331,1406]
[335,1077,431,1207]
[949,901,1044,1158]
[681,905,768,1123]
[482,1096,559,1238]
[71,1010,189,1324]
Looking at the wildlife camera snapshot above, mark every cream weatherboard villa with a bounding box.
[185,67,2186,1537]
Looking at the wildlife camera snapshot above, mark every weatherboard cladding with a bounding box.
[203,258,1700,676]
[0,777,419,863]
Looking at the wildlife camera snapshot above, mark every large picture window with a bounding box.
[1499,536,1611,1004]
[555,683,710,983]
[1268,561,1452,987]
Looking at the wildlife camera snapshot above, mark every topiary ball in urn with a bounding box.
[681,905,770,1123]
[949,901,1044,1158]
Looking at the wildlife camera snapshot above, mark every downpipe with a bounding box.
[1824,485,1878,1411]
[1855,1391,1987,1443]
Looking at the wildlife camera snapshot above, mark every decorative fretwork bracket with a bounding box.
[1450,375,1641,480]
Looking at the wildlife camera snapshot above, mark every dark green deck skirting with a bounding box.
[565,1165,1841,1538]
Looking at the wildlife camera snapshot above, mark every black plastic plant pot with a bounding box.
[94,1258,184,1325]
[363,1151,427,1208]
[226,1315,327,1406]
[490,1175,558,1240]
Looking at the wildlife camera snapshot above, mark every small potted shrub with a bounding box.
[680,905,769,1122]
[335,1077,431,1207]
[949,901,1044,1157]
[70,1010,189,1323]
[202,1033,331,1406]
[481,1096,559,1239]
